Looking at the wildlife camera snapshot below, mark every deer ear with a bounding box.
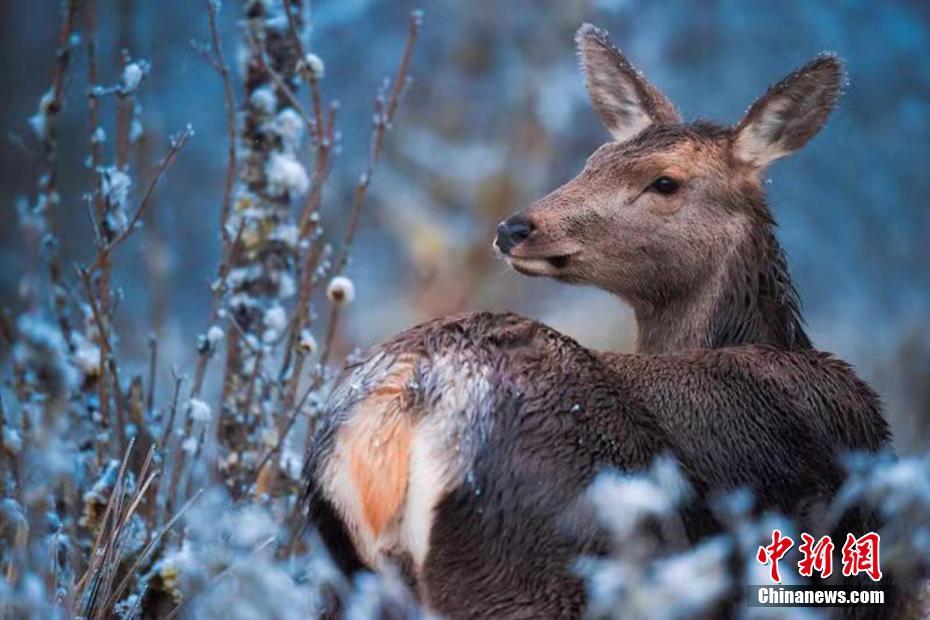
[576,23,680,143]
[733,53,844,168]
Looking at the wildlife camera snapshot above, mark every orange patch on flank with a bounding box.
[342,360,416,540]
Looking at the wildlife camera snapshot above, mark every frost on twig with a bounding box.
[218,0,308,498]
[1,2,425,617]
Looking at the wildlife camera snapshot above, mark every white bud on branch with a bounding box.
[297,53,325,80]
[327,276,355,305]
[187,398,212,423]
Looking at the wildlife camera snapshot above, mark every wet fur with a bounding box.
[305,312,892,618]
[304,26,891,619]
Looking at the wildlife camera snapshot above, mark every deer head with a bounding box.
[495,24,843,353]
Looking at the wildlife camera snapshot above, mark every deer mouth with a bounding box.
[506,253,575,277]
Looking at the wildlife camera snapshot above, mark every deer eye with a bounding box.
[649,176,680,195]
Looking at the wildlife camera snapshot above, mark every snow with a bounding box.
[275,108,304,148]
[298,329,317,352]
[92,127,107,143]
[302,53,325,79]
[280,449,303,480]
[71,334,102,376]
[227,265,261,289]
[2,426,22,453]
[272,223,300,247]
[187,398,212,423]
[278,272,297,299]
[327,276,355,304]
[28,89,54,140]
[206,325,224,348]
[266,152,309,197]
[181,437,198,454]
[648,538,732,616]
[261,426,278,448]
[122,62,145,93]
[15,313,77,393]
[130,118,144,143]
[587,457,688,538]
[263,305,287,333]
[100,167,132,211]
[249,86,277,114]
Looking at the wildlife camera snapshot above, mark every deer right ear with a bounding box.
[576,24,680,143]
[733,53,845,168]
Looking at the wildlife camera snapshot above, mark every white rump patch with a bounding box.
[320,351,494,576]
[400,353,493,569]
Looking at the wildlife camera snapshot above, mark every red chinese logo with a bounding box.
[798,533,834,578]
[756,529,794,583]
[756,530,882,583]
[841,532,882,582]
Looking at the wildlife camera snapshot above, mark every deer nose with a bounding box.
[495,216,535,255]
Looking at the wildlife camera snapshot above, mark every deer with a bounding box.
[303,24,897,619]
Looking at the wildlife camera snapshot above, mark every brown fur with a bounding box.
[499,26,843,355]
[307,312,894,618]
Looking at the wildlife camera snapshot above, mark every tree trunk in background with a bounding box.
[220,0,305,499]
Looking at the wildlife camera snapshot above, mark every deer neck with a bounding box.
[632,224,811,355]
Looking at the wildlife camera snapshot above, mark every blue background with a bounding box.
[1,0,927,450]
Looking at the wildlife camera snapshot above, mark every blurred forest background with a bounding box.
[1,0,928,452]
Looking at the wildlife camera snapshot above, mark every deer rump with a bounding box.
[304,312,890,618]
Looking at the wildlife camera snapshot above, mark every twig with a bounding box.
[35,0,79,219]
[254,371,321,476]
[24,0,79,312]
[314,10,421,374]
[94,449,157,618]
[84,194,104,247]
[203,0,238,244]
[146,333,157,415]
[280,9,335,237]
[77,266,118,457]
[155,370,185,529]
[188,221,244,403]
[282,0,324,146]
[85,0,109,307]
[318,302,341,369]
[158,371,184,453]
[0,395,7,498]
[107,357,129,459]
[89,126,193,271]
[278,237,324,388]
[75,438,135,613]
[330,11,421,276]
[105,483,202,612]
[277,102,337,391]
[115,51,136,169]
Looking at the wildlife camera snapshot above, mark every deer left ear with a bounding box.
[733,53,845,168]
[576,23,681,143]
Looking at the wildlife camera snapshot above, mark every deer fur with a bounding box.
[304,24,895,619]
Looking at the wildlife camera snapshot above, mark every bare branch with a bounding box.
[89,126,193,271]
[146,333,157,415]
[316,10,421,369]
[203,0,239,244]
[331,10,421,276]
